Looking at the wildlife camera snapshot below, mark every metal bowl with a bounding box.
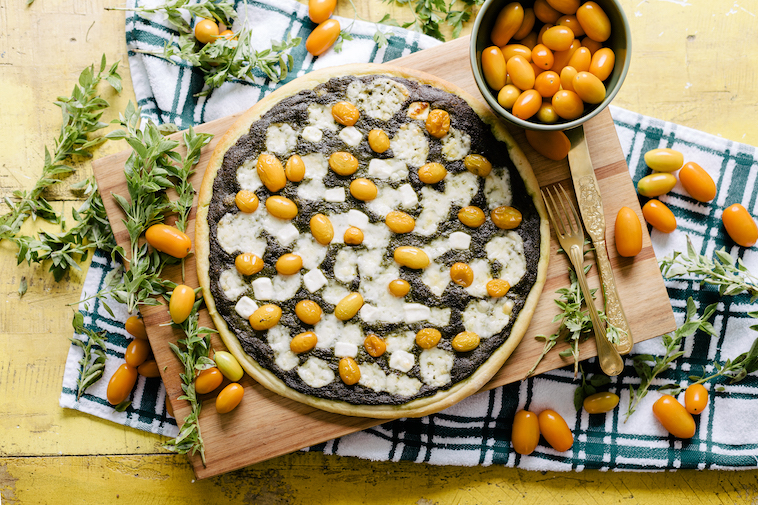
[470,0,632,131]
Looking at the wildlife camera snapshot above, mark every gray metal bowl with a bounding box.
[470,0,631,131]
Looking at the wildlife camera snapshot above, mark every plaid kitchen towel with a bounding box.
[60,0,758,470]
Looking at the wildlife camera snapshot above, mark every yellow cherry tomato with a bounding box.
[216,383,245,414]
[576,1,611,42]
[517,31,539,49]
[536,102,558,123]
[308,0,336,24]
[490,2,525,46]
[145,224,192,259]
[534,70,560,97]
[497,84,522,109]
[642,199,677,233]
[557,14,585,37]
[124,338,151,368]
[482,46,507,90]
[501,43,532,62]
[137,359,160,378]
[506,55,535,90]
[550,39,580,72]
[652,394,696,438]
[589,47,615,81]
[679,162,716,202]
[195,367,223,395]
[546,0,580,15]
[306,18,340,56]
[533,0,561,23]
[722,203,758,247]
[525,129,570,160]
[538,409,573,452]
[684,384,709,415]
[194,19,219,44]
[583,392,620,414]
[636,172,678,198]
[512,89,542,120]
[532,43,554,70]
[581,36,603,55]
[542,25,574,51]
[125,315,148,340]
[511,410,541,455]
[614,206,643,257]
[537,23,552,45]
[107,364,138,405]
[559,65,578,91]
[513,7,536,40]
[552,89,584,119]
[572,71,606,104]
[169,284,196,324]
[214,350,244,382]
[567,46,592,72]
[643,148,684,172]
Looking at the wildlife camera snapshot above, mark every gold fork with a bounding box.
[541,184,624,377]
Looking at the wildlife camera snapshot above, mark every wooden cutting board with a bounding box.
[92,35,675,479]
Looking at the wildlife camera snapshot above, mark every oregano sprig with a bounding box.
[625,298,718,421]
[660,236,758,301]
[106,0,236,35]
[70,311,109,400]
[163,299,217,466]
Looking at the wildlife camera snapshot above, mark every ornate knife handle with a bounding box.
[594,239,633,355]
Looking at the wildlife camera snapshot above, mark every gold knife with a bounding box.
[565,125,633,355]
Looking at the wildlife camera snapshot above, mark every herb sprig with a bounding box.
[96,102,212,313]
[106,0,236,35]
[527,263,623,377]
[573,366,611,411]
[380,0,483,41]
[163,300,217,466]
[1,56,121,281]
[625,298,718,421]
[71,311,109,400]
[660,236,758,301]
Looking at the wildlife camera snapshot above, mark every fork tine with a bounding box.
[559,184,581,235]
[541,187,563,238]
[548,186,567,237]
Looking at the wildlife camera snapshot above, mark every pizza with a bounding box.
[196,64,549,418]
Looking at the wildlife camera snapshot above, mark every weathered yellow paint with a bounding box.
[3,0,758,503]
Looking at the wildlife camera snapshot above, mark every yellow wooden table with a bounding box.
[2,1,758,503]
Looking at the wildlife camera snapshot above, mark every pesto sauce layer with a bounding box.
[205,75,541,405]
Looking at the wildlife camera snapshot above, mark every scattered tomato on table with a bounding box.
[652,394,696,439]
[107,364,138,406]
[511,410,541,455]
[722,203,758,247]
[169,284,196,324]
[684,384,709,415]
[538,409,574,452]
[145,223,192,258]
[196,367,224,395]
[216,383,245,414]
[614,206,642,257]
[583,391,620,414]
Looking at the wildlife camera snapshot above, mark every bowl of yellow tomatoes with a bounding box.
[470,0,631,130]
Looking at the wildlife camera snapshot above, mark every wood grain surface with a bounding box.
[4,0,758,502]
[93,36,675,478]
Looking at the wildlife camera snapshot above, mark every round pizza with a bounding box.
[196,64,549,418]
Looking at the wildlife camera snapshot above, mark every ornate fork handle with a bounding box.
[594,239,633,354]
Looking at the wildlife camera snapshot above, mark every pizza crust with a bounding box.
[196,63,550,419]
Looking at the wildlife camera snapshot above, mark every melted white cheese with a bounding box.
[339,126,362,147]
[421,262,449,297]
[419,348,454,387]
[391,123,429,167]
[389,350,415,373]
[385,373,422,396]
[334,249,358,283]
[271,273,302,302]
[407,101,430,120]
[236,158,262,192]
[484,167,513,209]
[415,171,479,236]
[358,362,387,392]
[301,125,323,143]
[295,235,328,271]
[367,158,408,181]
[307,103,337,131]
[297,153,329,201]
[464,259,493,298]
[487,233,527,287]
[219,269,247,301]
[346,78,409,121]
[462,298,512,339]
[440,128,471,161]
[268,326,298,371]
[385,331,415,353]
[297,357,335,388]
[266,123,298,154]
